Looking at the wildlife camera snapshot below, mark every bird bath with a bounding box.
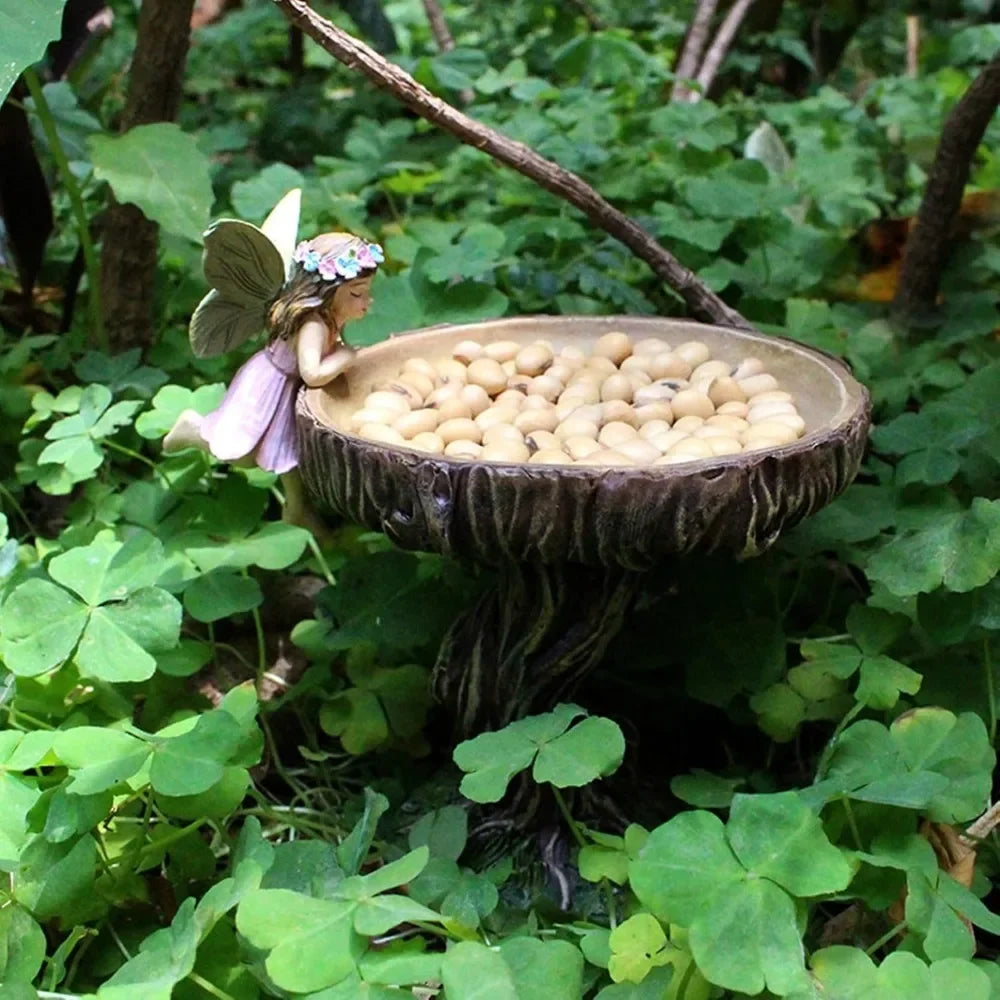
[296,316,870,773]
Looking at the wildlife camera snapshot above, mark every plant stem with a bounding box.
[21,67,107,352]
[0,481,39,536]
[985,639,996,743]
[814,701,864,781]
[187,972,238,1000]
[841,796,864,851]
[865,920,906,956]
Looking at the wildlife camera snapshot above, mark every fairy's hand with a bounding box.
[297,318,357,387]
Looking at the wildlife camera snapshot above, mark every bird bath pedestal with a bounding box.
[296,316,870,814]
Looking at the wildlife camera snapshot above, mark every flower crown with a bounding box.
[292,239,384,281]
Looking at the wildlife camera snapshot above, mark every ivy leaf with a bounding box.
[89,124,213,243]
[0,0,68,103]
[865,499,1000,596]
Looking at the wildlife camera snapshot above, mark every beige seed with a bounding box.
[484,340,521,363]
[403,358,438,380]
[435,397,473,422]
[638,419,673,441]
[692,360,732,381]
[587,356,618,377]
[435,359,468,384]
[733,357,765,381]
[496,389,528,409]
[671,389,715,420]
[634,382,678,407]
[560,346,587,364]
[460,384,491,416]
[672,415,706,433]
[452,340,484,364]
[598,421,638,448]
[482,423,525,447]
[737,373,780,397]
[364,391,411,415]
[744,421,798,445]
[747,401,797,422]
[666,437,713,459]
[717,400,750,417]
[359,422,405,446]
[438,418,481,445]
[757,413,806,436]
[707,437,743,456]
[506,374,534,394]
[708,376,747,407]
[634,402,674,426]
[426,384,464,408]
[409,431,444,454]
[627,370,652,389]
[556,417,600,441]
[396,371,434,401]
[581,449,636,467]
[394,408,440,439]
[528,374,564,402]
[350,407,398,429]
[530,449,570,465]
[602,400,639,427]
[743,436,787,452]
[515,408,559,434]
[707,414,750,434]
[649,429,691,453]
[750,390,795,405]
[385,381,423,409]
[649,353,692,380]
[616,438,661,464]
[476,407,519,432]
[521,394,552,412]
[547,362,575,383]
[526,430,561,452]
[515,343,554,375]
[632,337,670,357]
[620,355,653,376]
[445,439,482,460]
[600,374,634,403]
[693,424,735,440]
[564,435,602,460]
[674,341,711,367]
[592,331,632,365]
[480,440,530,463]
[500,361,516,377]
[467,358,508,395]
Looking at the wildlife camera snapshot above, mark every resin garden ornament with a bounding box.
[163,189,383,534]
[296,316,871,826]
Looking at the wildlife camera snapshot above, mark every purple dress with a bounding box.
[201,338,300,474]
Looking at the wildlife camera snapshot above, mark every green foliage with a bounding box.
[2,1,1000,996]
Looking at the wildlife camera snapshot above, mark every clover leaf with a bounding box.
[0,532,181,682]
[629,791,853,995]
[608,914,678,984]
[134,383,226,440]
[453,704,625,803]
[440,939,583,1000]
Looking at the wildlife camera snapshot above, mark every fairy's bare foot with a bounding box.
[163,410,208,454]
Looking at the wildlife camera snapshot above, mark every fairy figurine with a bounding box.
[163,189,383,533]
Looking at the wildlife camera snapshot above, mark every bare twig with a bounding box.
[672,0,719,102]
[892,49,1000,329]
[693,0,755,101]
[567,0,605,31]
[420,0,473,104]
[272,0,753,330]
[905,15,920,78]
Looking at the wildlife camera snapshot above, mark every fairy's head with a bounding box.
[268,231,383,341]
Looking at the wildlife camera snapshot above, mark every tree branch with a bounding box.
[672,0,719,103]
[271,0,752,330]
[892,50,1000,329]
[693,0,755,101]
[566,0,605,32]
[420,0,473,104]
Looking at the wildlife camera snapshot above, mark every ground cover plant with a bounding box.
[1,0,999,996]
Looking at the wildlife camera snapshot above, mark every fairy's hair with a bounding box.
[267,232,379,342]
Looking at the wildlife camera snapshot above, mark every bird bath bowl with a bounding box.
[296,316,871,763]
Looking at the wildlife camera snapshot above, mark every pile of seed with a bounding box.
[347,332,805,467]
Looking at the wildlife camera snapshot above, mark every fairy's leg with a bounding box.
[280,469,333,545]
[163,409,209,454]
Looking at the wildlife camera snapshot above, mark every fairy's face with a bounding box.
[327,275,374,324]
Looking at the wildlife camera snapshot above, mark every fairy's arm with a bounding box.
[296,317,357,387]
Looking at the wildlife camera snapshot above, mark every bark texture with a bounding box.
[272,0,753,330]
[694,0,755,99]
[892,50,1000,328]
[672,0,720,101]
[99,0,196,350]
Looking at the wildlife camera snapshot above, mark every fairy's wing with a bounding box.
[190,220,286,357]
[189,288,269,358]
[260,188,302,279]
[202,220,285,306]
